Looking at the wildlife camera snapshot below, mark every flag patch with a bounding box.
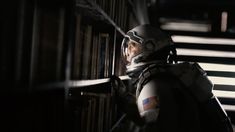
[142,96,158,111]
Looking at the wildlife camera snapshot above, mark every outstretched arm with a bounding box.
[110,75,161,125]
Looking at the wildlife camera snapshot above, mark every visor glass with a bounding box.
[121,38,142,66]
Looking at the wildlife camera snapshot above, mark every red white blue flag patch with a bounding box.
[142,96,159,111]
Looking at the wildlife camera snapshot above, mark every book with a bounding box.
[81,25,93,79]
[73,14,82,79]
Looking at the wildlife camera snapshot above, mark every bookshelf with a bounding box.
[67,1,131,131]
[31,0,132,131]
[21,0,133,131]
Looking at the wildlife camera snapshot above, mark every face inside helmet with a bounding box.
[122,39,142,66]
[121,31,144,66]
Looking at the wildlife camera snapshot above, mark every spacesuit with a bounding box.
[111,24,233,132]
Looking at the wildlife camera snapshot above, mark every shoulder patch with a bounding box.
[142,96,159,111]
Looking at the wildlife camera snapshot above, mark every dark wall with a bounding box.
[0,1,69,131]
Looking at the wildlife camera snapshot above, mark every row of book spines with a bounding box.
[78,93,117,132]
[91,0,128,31]
[72,14,114,80]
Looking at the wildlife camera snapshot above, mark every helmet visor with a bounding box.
[121,37,142,66]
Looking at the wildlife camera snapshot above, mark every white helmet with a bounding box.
[121,24,177,76]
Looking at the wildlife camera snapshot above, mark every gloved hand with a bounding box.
[110,75,128,98]
[110,75,137,105]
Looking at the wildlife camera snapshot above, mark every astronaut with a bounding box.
[111,24,233,132]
